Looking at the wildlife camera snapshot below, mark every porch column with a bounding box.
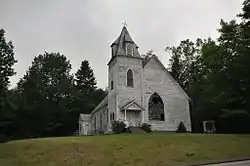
[125,109,127,120]
[141,110,145,124]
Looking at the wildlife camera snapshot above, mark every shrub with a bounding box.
[111,120,125,134]
[140,123,152,133]
[176,121,187,133]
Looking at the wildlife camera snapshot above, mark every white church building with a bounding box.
[79,26,191,135]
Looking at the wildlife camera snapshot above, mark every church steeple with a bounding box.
[110,26,140,57]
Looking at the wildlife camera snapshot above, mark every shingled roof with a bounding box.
[79,114,91,121]
[110,26,140,57]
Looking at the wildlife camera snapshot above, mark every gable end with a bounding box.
[144,55,190,100]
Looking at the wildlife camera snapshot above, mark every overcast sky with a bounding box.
[0,0,244,89]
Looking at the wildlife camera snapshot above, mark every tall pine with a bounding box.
[75,60,97,95]
[0,29,17,140]
[71,60,97,115]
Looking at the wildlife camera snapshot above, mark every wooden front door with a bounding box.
[126,111,141,127]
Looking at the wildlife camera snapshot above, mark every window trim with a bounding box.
[148,93,165,121]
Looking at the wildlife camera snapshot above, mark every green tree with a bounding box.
[17,52,75,137]
[166,39,202,89]
[167,0,250,133]
[72,60,97,114]
[69,60,104,132]
[0,29,17,109]
[0,29,17,140]
[75,60,97,95]
[0,29,17,89]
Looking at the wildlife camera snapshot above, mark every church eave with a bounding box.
[110,43,118,47]
[107,55,143,66]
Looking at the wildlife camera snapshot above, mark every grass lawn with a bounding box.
[0,133,250,166]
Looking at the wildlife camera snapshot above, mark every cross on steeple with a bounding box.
[122,21,127,27]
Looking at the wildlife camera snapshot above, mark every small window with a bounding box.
[126,44,133,56]
[110,112,115,121]
[111,80,114,90]
[100,113,103,129]
[94,116,97,129]
[107,109,109,122]
[127,69,133,87]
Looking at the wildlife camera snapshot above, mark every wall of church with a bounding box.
[79,120,91,136]
[108,57,118,121]
[116,56,143,120]
[143,57,191,132]
[91,105,109,135]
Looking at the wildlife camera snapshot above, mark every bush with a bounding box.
[176,121,187,133]
[140,123,152,133]
[111,120,125,134]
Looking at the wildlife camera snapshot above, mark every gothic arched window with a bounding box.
[127,69,133,87]
[148,93,164,121]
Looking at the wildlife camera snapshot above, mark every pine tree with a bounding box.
[0,29,17,111]
[0,29,17,140]
[75,60,97,94]
[0,29,17,89]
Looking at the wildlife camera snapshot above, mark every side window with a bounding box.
[127,69,133,87]
[107,109,109,122]
[94,116,97,129]
[111,80,114,90]
[110,113,112,121]
[126,43,133,56]
[100,113,102,129]
[110,112,115,121]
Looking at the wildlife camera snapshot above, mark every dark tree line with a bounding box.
[0,30,106,140]
[167,0,250,133]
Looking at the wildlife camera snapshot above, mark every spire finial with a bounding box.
[122,21,127,27]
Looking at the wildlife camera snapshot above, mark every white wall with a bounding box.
[143,57,191,131]
[116,56,143,120]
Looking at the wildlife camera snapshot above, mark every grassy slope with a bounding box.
[0,133,250,166]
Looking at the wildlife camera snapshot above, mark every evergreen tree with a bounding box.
[0,29,17,89]
[0,29,17,109]
[0,29,17,140]
[75,60,97,95]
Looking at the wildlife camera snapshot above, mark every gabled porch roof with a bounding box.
[120,100,144,111]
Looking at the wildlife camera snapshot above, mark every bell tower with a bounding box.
[107,25,144,121]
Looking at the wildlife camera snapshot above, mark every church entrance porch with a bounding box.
[120,100,144,127]
[123,109,141,127]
